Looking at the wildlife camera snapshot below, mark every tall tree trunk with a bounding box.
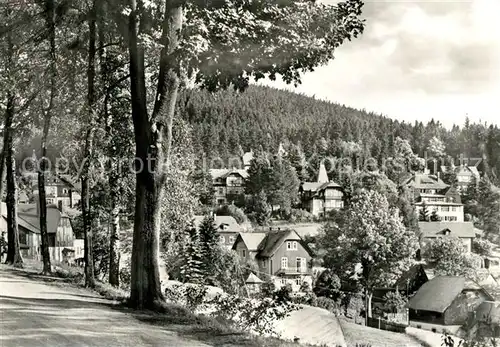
[38,0,58,274]
[0,148,5,201]
[82,0,97,288]
[127,0,182,309]
[97,4,121,287]
[108,187,120,287]
[4,96,23,267]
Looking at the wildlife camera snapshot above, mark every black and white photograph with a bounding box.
[0,0,499,346]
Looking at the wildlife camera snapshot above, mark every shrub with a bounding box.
[164,283,209,312]
[472,238,494,257]
[287,208,313,223]
[313,269,341,299]
[208,287,298,336]
[382,291,408,314]
[315,296,344,316]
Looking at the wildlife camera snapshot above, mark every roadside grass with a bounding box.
[339,319,425,347]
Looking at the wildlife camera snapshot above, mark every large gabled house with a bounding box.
[232,229,314,291]
[403,173,464,222]
[299,163,344,217]
[210,169,248,206]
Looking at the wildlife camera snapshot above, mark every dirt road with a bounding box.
[0,266,208,347]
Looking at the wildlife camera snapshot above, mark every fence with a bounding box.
[387,309,409,325]
[367,317,408,333]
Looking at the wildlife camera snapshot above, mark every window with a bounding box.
[451,206,457,212]
[295,278,300,285]
[218,188,224,195]
[281,257,288,269]
[229,235,235,243]
[286,241,298,251]
[441,206,450,212]
[219,235,225,243]
[242,249,246,258]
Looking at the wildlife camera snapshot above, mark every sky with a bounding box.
[259,0,500,128]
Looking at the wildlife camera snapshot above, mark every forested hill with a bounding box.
[179,85,394,157]
[178,85,500,183]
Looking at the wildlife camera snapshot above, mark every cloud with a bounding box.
[259,0,500,127]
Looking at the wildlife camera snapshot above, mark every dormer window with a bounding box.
[286,241,298,251]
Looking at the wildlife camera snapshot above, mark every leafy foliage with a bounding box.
[320,190,418,291]
[424,237,481,280]
[382,291,407,314]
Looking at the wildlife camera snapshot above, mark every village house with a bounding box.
[418,222,478,253]
[193,215,243,249]
[210,169,248,206]
[30,174,82,209]
[232,228,314,291]
[440,164,480,192]
[404,173,464,222]
[407,276,494,329]
[0,202,83,263]
[299,163,344,217]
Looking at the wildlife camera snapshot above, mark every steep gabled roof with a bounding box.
[408,276,465,313]
[232,232,267,251]
[257,229,314,258]
[405,174,449,190]
[232,229,314,258]
[419,222,477,239]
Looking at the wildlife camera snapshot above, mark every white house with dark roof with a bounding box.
[299,163,344,217]
[404,173,465,222]
[232,229,314,291]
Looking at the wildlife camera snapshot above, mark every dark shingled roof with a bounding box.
[233,229,314,258]
[408,276,465,313]
[1,203,64,235]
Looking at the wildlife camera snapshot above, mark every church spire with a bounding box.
[317,162,328,183]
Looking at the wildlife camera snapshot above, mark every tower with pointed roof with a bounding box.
[317,162,328,183]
